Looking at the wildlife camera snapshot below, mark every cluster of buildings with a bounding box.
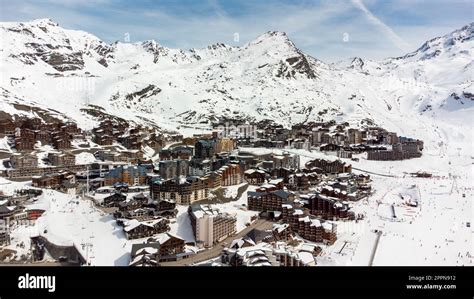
[230,120,423,161]
[100,188,177,220]
[150,136,242,205]
[91,119,166,151]
[367,137,424,160]
[1,114,426,267]
[95,149,144,164]
[32,170,77,194]
[0,189,45,246]
[220,231,320,267]
[3,151,80,179]
[240,156,372,251]
[0,117,82,151]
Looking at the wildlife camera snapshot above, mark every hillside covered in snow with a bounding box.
[0,19,472,152]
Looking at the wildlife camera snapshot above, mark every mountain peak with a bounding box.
[248,31,294,47]
[251,31,290,43]
[29,18,59,27]
[398,22,473,61]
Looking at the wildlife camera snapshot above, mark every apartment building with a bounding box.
[150,176,209,205]
[281,203,337,245]
[159,159,189,180]
[188,204,237,248]
[48,152,75,166]
[217,163,242,186]
[10,153,38,169]
[247,190,295,212]
[104,165,148,186]
[305,159,352,174]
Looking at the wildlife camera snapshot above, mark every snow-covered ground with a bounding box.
[168,205,195,243]
[4,186,159,266]
[316,142,472,266]
[0,136,12,152]
[217,184,259,232]
[75,152,97,164]
[1,141,471,266]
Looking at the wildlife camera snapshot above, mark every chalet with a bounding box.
[22,118,42,130]
[118,199,142,212]
[62,122,81,135]
[61,181,78,195]
[221,244,277,266]
[154,199,176,211]
[288,172,319,191]
[0,205,18,220]
[129,242,160,266]
[123,218,170,240]
[270,167,294,182]
[153,233,186,261]
[244,169,267,185]
[93,133,114,146]
[102,192,127,207]
[32,174,61,189]
[132,193,149,206]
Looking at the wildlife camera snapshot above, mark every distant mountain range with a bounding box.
[1,19,472,149]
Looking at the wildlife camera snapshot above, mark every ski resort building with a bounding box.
[188,204,237,248]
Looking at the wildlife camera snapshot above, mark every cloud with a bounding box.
[351,0,412,52]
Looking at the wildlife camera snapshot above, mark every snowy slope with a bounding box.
[0,19,473,149]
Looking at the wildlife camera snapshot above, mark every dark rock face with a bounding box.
[12,41,85,71]
[9,53,38,65]
[125,84,162,103]
[7,27,35,37]
[41,52,85,71]
[276,54,317,79]
[94,44,114,67]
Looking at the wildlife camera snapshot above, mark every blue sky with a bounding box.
[1,0,473,62]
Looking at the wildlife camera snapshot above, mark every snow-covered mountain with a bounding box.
[0,19,472,152]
